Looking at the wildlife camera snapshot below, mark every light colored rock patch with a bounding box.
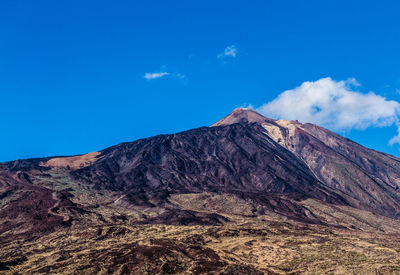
[261,120,300,148]
[276,120,300,140]
[212,108,272,127]
[41,152,101,170]
[261,123,285,145]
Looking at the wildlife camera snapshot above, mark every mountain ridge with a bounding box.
[3,108,400,222]
[3,108,400,273]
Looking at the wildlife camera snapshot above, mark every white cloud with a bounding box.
[143,71,187,83]
[218,45,238,59]
[144,72,170,80]
[256,77,400,144]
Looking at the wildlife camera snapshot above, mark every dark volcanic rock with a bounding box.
[2,108,400,241]
[72,122,347,222]
[142,209,229,226]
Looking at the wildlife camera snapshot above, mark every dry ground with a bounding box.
[2,216,400,274]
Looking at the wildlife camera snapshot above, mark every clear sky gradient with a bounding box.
[2,0,400,161]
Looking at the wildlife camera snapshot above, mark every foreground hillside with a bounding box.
[2,217,400,274]
[2,108,400,274]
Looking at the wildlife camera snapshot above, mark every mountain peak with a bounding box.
[212,108,274,127]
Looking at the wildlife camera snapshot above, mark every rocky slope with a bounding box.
[73,108,400,219]
[2,108,400,274]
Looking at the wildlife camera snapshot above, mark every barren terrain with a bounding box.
[2,109,400,274]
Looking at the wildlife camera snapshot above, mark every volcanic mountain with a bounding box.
[2,108,400,274]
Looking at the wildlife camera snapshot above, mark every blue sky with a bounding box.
[1,0,400,161]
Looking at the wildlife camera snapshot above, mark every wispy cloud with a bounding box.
[144,72,170,80]
[217,45,238,60]
[255,77,400,144]
[143,71,187,83]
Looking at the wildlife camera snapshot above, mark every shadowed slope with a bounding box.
[72,122,347,221]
